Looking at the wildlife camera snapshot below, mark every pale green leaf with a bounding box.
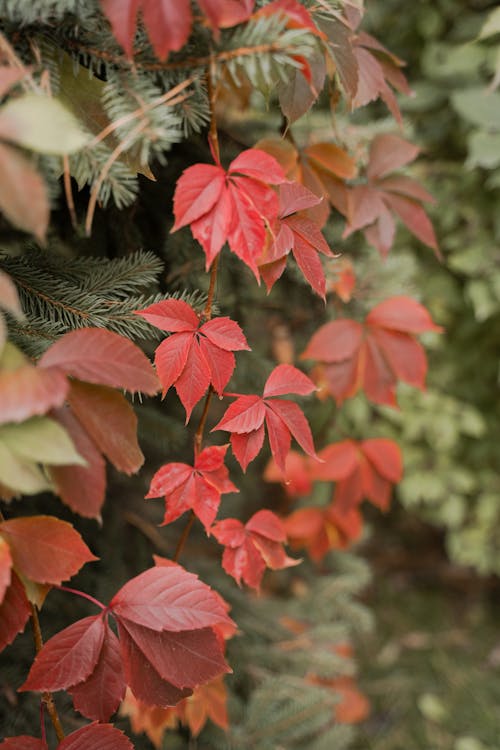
[0,94,90,155]
[451,88,500,130]
[0,439,51,494]
[466,130,500,169]
[0,417,86,466]
[478,8,500,40]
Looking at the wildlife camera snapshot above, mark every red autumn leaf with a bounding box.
[146,444,238,531]
[117,618,229,690]
[263,450,314,498]
[20,615,106,693]
[198,0,254,31]
[212,364,317,472]
[284,504,362,562]
[109,566,235,632]
[117,621,191,707]
[178,676,229,737]
[0,738,47,750]
[38,328,160,396]
[102,0,254,60]
[343,134,438,256]
[211,509,299,589]
[172,149,285,277]
[255,137,357,228]
[328,257,356,302]
[50,406,106,520]
[0,571,30,652]
[0,515,97,586]
[21,565,232,716]
[136,299,250,422]
[58,723,134,750]
[258,182,335,298]
[311,438,403,514]
[0,359,68,426]
[0,537,12,604]
[119,689,178,749]
[69,622,125,722]
[301,296,442,407]
[67,381,144,475]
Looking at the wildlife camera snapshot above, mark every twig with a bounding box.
[30,604,65,742]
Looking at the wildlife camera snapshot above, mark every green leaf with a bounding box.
[0,440,51,494]
[451,88,500,130]
[478,8,500,40]
[0,417,86,466]
[466,130,500,169]
[0,94,90,155]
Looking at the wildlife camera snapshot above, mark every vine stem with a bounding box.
[173,63,220,560]
[30,603,65,742]
[56,585,106,610]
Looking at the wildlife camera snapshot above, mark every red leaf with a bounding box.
[382,192,439,251]
[117,621,191,707]
[109,566,234,632]
[101,0,192,60]
[146,445,237,530]
[0,363,68,425]
[117,618,229,689]
[278,182,322,216]
[198,338,235,395]
[0,537,12,604]
[0,738,47,750]
[154,332,193,395]
[100,0,140,57]
[366,296,443,333]
[264,364,316,398]
[198,0,254,29]
[20,615,105,692]
[50,407,106,520]
[0,516,97,586]
[69,623,125,722]
[172,150,283,274]
[212,395,266,433]
[246,509,287,542]
[174,339,211,422]
[230,426,265,471]
[266,399,317,458]
[367,135,419,180]
[0,572,30,652]
[38,329,159,395]
[362,438,403,483]
[58,723,134,750]
[264,407,291,474]
[263,450,313,498]
[312,441,359,481]
[68,381,143,475]
[229,149,285,184]
[303,297,441,407]
[135,299,199,332]
[200,317,250,351]
[301,320,363,363]
[213,510,297,589]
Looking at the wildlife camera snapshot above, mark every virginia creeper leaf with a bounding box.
[0,571,30,652]
[38,328,160,395]
[58,723,134,750]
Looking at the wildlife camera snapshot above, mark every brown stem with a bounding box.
[207,52,220,164]
[30,603,65,742]
[171,61,222,564]
[62,154,77,229]
[173,511,196,563]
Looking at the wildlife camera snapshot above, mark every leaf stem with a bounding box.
[29,603,65,742]
[56,585,106,610]
[173,511,196,563]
